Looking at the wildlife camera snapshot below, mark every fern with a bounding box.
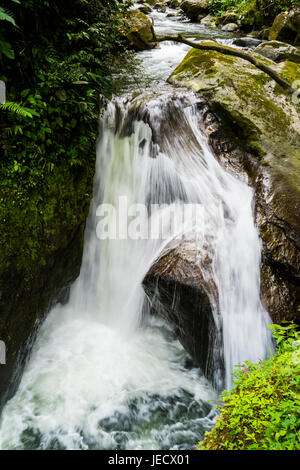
[0,7,16,26]
[0,102,33,118]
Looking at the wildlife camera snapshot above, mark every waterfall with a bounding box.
[82,90,272,389]
[0,90,273,449]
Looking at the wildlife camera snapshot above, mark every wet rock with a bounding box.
[232,37,263,49]
[269,8,300,44]
[221,10,238,26]
[180,0,209,22]
[288,7,300,31]
[123,9,157,51]
[168,45,300,323]
[143,240,223,385]
[254,40,300,64]
[221,23,239,32]
[167,12,181,18]
[0,165,95,409]
[138,4,153,14]
[200,15,216,28]
[169,0,181,7]
[154,3,167,13]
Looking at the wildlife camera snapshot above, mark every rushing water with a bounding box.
[0,8,273,450]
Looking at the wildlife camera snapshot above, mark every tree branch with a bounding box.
[152,34,296,95]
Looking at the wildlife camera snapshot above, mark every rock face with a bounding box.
[254,40,300,64]
[168,46,300,324]
[143,241,223,385]
[269,8,300,44]
[123,9,157,51]
[232,37,263,49]
[143,44,300,385]
[0,161,95,409]
[138,4,153,14]
[167,45,300,325]
[221,23,239,32]
[180,0,209,21]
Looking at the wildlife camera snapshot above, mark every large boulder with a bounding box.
[180,0,209,21]
[123,9,157,51]
[168,45,300,324]
[254,40,300,64]
[269,8,300,44]
[154,3,167,13]
[138,4,153,14]
[287,7,300,35]
[143,240,223,386]
[169,0,181,7]
[221,23,239,32]
[232,37,263,48]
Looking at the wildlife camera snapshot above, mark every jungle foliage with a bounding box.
[0,0,132,187]
[198,322,300,450]
[208,0,298,26]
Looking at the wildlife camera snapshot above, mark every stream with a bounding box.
[0,7,273,450]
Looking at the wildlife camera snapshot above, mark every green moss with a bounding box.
[269,12,289,41]
[124,9,156,50]
[0,153,95,354]
[279,60,300,82]
[248,141,267,159]
[170,46,299,160]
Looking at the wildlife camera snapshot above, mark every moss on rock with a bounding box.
[169,45,300,192]
[168,45,300,323]
[123,9,157,50]
[0,153,95,407]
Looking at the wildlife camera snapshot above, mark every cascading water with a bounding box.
[0,8,273,450]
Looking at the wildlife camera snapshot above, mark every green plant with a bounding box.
[208,0,296,27]
[0,0,20,59]
[198,322,300,450]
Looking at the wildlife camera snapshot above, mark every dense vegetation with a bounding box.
[0,0,133,274]
[198,323,300,450]
[208,0,298,26]
[0,1,133,367]
[0,0,132,183]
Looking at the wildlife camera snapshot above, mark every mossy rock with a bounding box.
[0,156,95,407]
[169,0,181,8]
[269,10,299,44]
[169,45,300,322]
[169,46,300,216]
[123,9,157,51]
[269,12,289,41]
[169,46,300,184]
[254,40,300,64]
[180,0,209,21]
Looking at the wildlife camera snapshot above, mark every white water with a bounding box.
[0,8,273,450]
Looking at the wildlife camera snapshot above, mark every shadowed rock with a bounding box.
[143,240,224,387]
[122,9,157,51]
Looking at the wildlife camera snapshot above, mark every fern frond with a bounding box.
[0,7,16,26]
[0,102,33,118]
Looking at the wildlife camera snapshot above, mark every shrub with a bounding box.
[198,322,300,450]
[208,0,296,27]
